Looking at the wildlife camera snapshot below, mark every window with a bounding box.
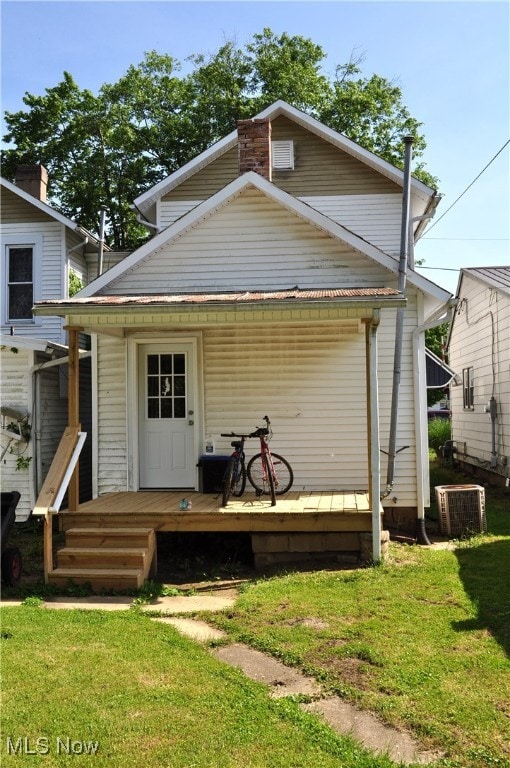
[146,352,186,419]
[3,235,41,326]
[462,367,474,410]
[7,245,34,321]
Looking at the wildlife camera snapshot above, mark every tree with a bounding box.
[2,30,438,250]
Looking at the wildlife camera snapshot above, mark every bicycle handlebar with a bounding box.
[220,417,272,441]
[220,428,269,439]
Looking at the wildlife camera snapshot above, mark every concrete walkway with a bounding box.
[1,590,439,764]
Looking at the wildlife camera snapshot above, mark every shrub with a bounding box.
[428,417,451,456]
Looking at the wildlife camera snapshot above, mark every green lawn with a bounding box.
[206,462,510,767]
[2,460,509,766]
[1,606,395,768]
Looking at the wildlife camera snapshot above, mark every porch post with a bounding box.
[367,311,382,562]
[66,326,81,511]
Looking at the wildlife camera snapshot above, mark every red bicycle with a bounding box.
[221,416,293,506]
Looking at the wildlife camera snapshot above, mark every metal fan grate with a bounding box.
[435,484,486,536]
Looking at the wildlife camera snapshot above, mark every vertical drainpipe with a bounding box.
[368,311,382,562]
[383,135,414,498]
[97,206,108,278]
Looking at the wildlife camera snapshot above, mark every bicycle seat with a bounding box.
[231,440,243,449]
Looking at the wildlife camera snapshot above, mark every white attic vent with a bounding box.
[272,140,294,170]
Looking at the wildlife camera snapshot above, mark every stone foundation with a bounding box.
[251,530,390,568]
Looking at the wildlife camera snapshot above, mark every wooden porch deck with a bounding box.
[60,490,375,533]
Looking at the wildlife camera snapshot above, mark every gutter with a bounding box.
[131,203,161,232]
[33,295,407,319]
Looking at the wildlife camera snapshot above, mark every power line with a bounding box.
[422,237,509,242]
[423,139,510,235]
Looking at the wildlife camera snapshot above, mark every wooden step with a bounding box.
[47,567,145,591]
[49,526,157,593]
[57,547,149,570]
[64,527,154,548]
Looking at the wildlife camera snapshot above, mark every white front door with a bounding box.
[138,343,196,488]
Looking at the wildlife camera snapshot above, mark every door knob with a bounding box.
[188,419,194,425]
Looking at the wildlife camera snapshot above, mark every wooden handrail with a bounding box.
[33,425,86,582]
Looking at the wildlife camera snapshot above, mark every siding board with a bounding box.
[106,188,395,296]
[449,273,509,475]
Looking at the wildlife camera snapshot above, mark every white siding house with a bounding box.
[448,267,510,486]
[1,168,103,519]
[35,102,452,556]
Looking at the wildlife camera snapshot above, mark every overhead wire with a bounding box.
[423,138,510,235]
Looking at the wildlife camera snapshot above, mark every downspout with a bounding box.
[368,311,382,562]
[412,298,457,544]
[382,135,414,499]
[97,205,108,278]
[131,203,160,232]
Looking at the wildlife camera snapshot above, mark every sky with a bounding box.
[1,0,509,295]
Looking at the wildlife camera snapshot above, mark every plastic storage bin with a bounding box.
[197,455,230,493]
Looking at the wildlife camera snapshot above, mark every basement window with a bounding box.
[272,140,294,170]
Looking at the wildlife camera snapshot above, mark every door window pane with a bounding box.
[161,355,173,374]
[146,352,186,419]
[147,355,159,375]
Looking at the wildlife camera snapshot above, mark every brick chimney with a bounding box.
[237,119,272,181]
[15,165,48,202]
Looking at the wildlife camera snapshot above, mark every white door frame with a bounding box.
[126,334,202,491]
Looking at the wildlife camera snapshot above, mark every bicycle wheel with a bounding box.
[222,456,246,506]
[232,458,246,498]
[222,456,236,506]
[247,452,293,496]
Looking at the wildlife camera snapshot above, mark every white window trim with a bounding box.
[2,233,42,326]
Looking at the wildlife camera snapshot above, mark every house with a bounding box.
[447,266,510,487]
[0,166,109,520]
[34,101,453,587]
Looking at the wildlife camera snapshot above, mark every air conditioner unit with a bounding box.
[435,485,486,536]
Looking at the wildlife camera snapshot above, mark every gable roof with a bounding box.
[456,266,510,297]
[133,100,438,222]
[0,176,106,250]
[81,171,450,303]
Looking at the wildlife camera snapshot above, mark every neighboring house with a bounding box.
[0,166,108,519]
[35,101,453,575]
[447,266,510,487]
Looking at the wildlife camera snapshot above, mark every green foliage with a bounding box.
[428,416,451,456]
[68,269,84,297]
[425,322,449,359]
[12,454,32,471]
[2,30,437,249]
